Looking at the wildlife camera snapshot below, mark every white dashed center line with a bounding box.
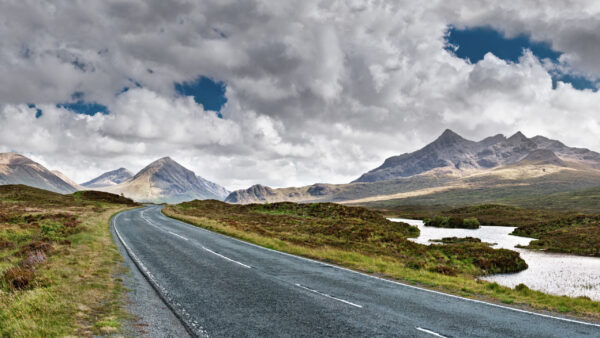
[416,327,447,337]
[168,231,189,241]
[295,283,363,308]
[141,210,188,241]
[202,246,251,268]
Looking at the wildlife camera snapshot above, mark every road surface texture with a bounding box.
[112,205,600,337]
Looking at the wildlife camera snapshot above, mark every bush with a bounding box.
[3,267,35,290]
[429,265,458,276]
[448,217,463,228]
[515,283,530,293]
[405,259,423,270]
[424,215,449,227]
[424,215,479,229]
[41,222,63,241]
[462,217,480,229]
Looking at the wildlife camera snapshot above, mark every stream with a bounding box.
[389,218,600,300]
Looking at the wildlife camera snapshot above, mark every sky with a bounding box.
[1,1,600,190]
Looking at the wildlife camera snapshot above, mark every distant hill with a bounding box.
[0,153,77,194]
[81,168,133,188]
[101,157,229,203]
[226,130,600,204]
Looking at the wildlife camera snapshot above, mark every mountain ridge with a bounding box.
[354,130,600,183]
[226,130,600,204]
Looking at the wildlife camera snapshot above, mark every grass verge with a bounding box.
[163,200,600,321]
[0,185,139,336]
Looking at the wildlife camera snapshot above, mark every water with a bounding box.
[389,218,600,300]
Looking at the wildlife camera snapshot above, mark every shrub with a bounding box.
[448,217,463,228]
[425,215,449,227]
[462,217,480,229]
[429,265,458,276]
[41,222,63,241]
[3,266,35,290]
[514,283,530,293]
[405,259,423,270]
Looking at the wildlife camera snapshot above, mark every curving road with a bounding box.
[112,205,600,337]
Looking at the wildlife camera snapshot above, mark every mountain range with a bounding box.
[225,130,600,204]
[353,129,600,182]
[4,129,600,206]
[0,153,229,203]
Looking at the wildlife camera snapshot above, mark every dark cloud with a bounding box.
[1,0,600,189]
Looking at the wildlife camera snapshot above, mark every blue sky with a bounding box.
[175,76,227,113]
[446,27,597,91]
[57,92,109,116]
[54,77,228,116]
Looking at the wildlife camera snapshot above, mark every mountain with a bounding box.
[81,168,133,188]
[101,157,229,203]
[354,129,600,183]
[0,153,77,194]
[225,183,341,204]
[197,176,230,200]
[51,170,84,190]
[226,130,600,204]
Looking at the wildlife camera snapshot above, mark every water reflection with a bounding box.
[389,218,600,300]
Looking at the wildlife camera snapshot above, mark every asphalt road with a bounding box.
[112,205,600,337]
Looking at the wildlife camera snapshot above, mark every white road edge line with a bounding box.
[202,246,251,269]
[416,327,447,337]
[112,213,207,337]
[159,206,600,328]
[295,283,363,308]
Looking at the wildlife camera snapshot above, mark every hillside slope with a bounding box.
[0,153,77,194]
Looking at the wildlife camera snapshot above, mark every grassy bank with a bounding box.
[0,185,138,336]
[163,200,599,320]
[382,204,600,257]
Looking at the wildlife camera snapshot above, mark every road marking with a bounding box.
[159,207,600,328]
[141,209,189,241]
[168,231,189,241]
[295,283,363,308]
[416,327,447,337]
[111,214,208,337]
[202,246,251,268]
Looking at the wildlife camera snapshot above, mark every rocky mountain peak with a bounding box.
[507,131,528,143]
[0,152,34,166]
[433,129,468,146]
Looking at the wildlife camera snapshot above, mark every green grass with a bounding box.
[0,185,138,336]
[169,200,527,276]
[161,201,599,320]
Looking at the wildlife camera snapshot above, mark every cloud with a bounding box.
[1,1,600,190]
